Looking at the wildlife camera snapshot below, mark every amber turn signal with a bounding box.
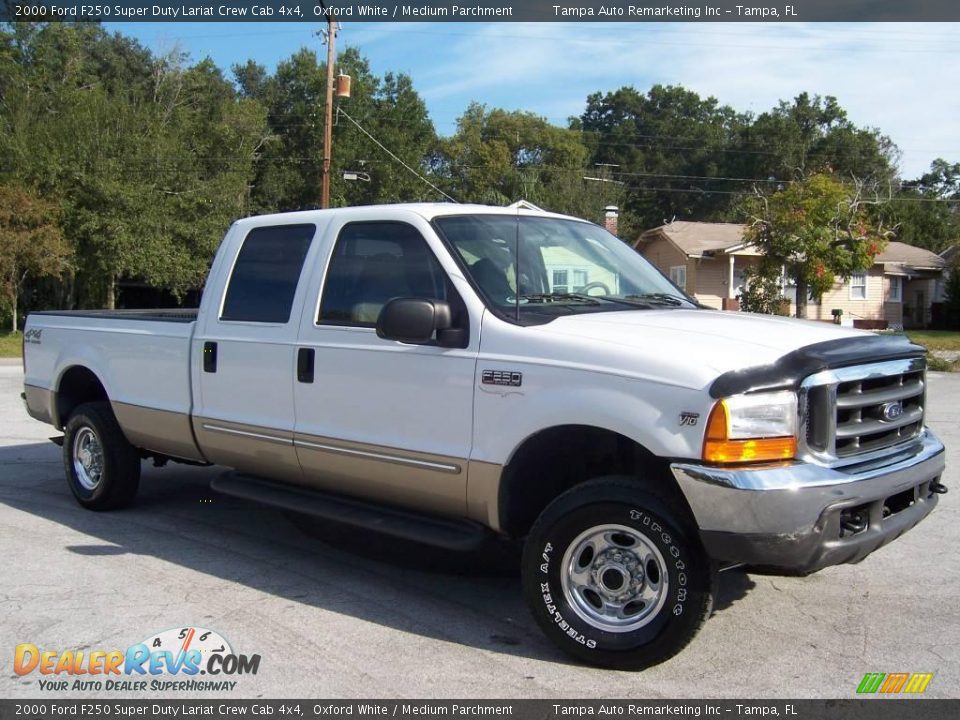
[702,400,797,464]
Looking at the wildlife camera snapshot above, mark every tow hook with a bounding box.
[840,509,868,535]
[930,482,948,495]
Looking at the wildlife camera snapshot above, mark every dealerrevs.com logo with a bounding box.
[856,672,933,695]
[14,627,260,693]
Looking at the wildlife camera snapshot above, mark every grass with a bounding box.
[904,330,960,352]
[927,355,960,372]
[0,331,21,358]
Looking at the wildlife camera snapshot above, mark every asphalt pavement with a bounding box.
[1,362,957,699]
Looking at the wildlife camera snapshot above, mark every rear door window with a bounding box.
[221,224,315,323]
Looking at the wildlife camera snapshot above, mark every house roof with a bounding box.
[876,241,947,270]
[636,221,746,257]
[638,222,949,271]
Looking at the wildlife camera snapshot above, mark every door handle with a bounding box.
[203,341,218,373]
[297,347,315,383]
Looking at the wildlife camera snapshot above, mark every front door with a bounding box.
[293,219,477,517]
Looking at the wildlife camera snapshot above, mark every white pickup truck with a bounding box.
[23,204,947,669]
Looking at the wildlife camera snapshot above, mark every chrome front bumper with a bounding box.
[671,430,946,572]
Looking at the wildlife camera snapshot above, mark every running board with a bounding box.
[211,472,490,552]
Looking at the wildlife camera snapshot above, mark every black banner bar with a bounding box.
[3,701,960,720]
[3,0,960,23]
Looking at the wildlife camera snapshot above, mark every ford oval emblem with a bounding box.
[881,401,904,421]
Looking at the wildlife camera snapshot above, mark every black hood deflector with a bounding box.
[709,334,926,398]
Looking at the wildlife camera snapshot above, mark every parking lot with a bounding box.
[2,360,958,699]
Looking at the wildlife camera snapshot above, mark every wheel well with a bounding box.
[497,425,691,539]
[56,366,108,428]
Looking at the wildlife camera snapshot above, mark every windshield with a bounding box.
[433,214,697,324]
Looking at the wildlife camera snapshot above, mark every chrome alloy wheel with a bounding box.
[560,523,669,633]
[72,426,104,491]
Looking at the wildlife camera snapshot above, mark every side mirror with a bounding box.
[376,298,454,345]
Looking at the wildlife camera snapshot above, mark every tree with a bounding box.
[741,92,897,185]
[578,85,749,232]
[1,24,266,307]
[240,47,438,212]
[435,103,595,212]
[740,173,890,318]
[886,159,960,252]
[0,184,71,330]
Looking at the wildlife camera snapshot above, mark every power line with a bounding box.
[336,106,457,203]
[130,25,960,56]
[7,159,957,203]
[250,116,958,155]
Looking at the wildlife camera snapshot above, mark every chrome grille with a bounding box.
[800,358,926,466]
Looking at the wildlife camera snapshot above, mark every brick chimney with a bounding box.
[604,206,619,236]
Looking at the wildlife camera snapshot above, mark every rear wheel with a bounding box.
[63,402,141,510]
[522,477,713,669]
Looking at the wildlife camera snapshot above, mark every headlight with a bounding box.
[703,390,797,464]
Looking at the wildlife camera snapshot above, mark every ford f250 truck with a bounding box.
[22,204,947,669]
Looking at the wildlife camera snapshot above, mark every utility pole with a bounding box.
[320,6,337,209]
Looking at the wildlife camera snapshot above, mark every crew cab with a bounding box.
[22,204,947,669]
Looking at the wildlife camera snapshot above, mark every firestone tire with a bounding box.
[522,477,713,669]
[63,401,141,511]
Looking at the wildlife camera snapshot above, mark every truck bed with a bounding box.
[23,309,200,460]
[30,308,199,323]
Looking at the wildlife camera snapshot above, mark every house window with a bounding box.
[850,272,867,300]
[887,276,903,302]
[552,269,569,294]
[669,265,687,290]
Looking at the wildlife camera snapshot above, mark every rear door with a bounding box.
[192,222,318,484]
[292,216,479,517]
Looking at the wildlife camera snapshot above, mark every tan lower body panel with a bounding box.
[23,384,54,426]
[192,417,303,484]
[466,460,504,532]
[113,402,206,463]
[295,433,468,518]
[150,413,494,525]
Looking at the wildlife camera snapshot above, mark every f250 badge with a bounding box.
[679,412,699,426]
[482,370,522,387]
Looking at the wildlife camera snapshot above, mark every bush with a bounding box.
[927,355,959,372]
[738,265,790,315]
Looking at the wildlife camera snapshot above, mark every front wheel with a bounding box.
[522,478,713,669]
[63,401,141,511]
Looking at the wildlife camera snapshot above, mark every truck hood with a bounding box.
[531,309,869,389]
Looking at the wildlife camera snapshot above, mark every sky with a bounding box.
[106,21,960,179]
